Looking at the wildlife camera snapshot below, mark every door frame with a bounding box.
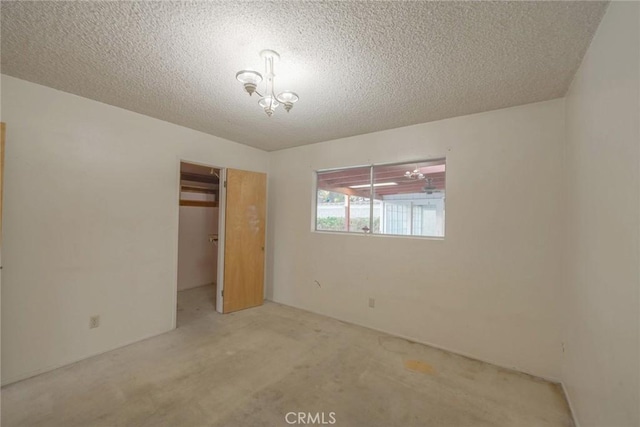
[172,158,226,329]
[1,123,5,283]
[215,168,226,313]
[1,122,5,243]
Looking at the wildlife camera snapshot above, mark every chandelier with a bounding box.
[404,168,425,180]
[235,49,299,117]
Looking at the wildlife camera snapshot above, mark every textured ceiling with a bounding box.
[1,1,607,151]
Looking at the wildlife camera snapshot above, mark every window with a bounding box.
[315,159,445,237]
[316,166,372,233]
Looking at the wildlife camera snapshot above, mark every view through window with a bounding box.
[316,159,445,237]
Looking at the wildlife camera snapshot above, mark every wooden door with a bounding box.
[223,168,267,313]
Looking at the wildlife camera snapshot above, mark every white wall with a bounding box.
[177,205,218,291]
[0,75,269,385]
[268,99,565,380]
[563,2,640,426]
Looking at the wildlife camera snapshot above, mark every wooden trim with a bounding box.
[181,185,217,194]
[180,172,218,184]
[179,200,218,208]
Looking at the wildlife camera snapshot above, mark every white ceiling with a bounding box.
[1,1,607,151]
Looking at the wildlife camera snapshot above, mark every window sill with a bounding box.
[312,230,445,241]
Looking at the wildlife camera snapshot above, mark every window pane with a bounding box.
[348,194,371,233]
[371,199,382,233]
[316,190,347,231]
[316,166,372,233]
[373,159,445,237]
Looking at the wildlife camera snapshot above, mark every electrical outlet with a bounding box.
[89,315,100,329]
[368,297,375,308]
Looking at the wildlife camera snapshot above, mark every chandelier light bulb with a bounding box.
[235,50,299,117]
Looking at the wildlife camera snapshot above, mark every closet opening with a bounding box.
[176,161,221,326]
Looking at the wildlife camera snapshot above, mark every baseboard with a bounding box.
[266,298,561,384]
[1,328,173,387]
[561,382,580,427]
